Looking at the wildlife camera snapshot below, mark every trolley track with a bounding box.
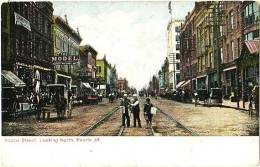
[153,106,199,136]
[80,107,122,136]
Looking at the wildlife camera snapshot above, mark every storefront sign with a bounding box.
[14,12,31,31]
[52,55,79,65]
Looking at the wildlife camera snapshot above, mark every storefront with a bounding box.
[237,40,259,101]
[196,74,207,89]
[222,66,237,98]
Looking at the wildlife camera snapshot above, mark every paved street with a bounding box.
[151,98,259,136]
[2,97,258,136]
[2,99,119,136]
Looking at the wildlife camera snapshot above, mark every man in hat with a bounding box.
[131,94,141,128]
[144,97,153,128]
[120,94,130,127]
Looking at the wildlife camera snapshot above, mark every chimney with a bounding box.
[77,27,80,36]
[64,14,68,24]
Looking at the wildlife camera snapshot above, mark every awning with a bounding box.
[82,82,92,89]
[245,40,259,54]
[1,70,26,87]
[176,81,185,88]
[223,66,236,72]
[196,74,207,79]
[181,80,191,88]
[57,73,71,79]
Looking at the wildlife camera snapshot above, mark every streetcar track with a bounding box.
[154,106,199,136]
[79,107,120,136]
[117,126,125,136]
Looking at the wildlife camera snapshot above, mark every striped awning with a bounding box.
[245,40,259,54]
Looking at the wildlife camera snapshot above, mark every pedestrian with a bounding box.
[131,94,141,128]
[120,94,130,127]
[34,93,41,120]
[144,97,153,128]
[54,92,62,120]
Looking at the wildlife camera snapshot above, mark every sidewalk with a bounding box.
[192,99,251,111]
[221,99,250,111]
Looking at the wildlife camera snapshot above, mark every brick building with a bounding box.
[117,78,128,93]
[180,8,197,91]
[179,1,259,101]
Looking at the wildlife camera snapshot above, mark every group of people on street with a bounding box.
[120,94,154,128]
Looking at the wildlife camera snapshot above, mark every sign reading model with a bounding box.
[52,53,79,65]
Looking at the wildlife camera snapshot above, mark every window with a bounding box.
[220,25,223,36]
[176,63,180,70]
[97,66,102,73]
[237,38,240,56]
[245,30,259,40]
[175,26,180,33]
[55,35,58,48]
[176,43,180,50]
[230,11,234,29]
[176,35,180,42]
[176,53,180,59]
[231,41,234,61]
[44,20,48,34]
[220,48,223,64]
[244,2,259,26]
[226,44,229,63]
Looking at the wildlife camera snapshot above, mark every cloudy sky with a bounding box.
[53,1,194,90]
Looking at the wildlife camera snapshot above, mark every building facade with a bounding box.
[179,1,259,102]
[180,9,197,91]
[96,56,108,95]
[79,44,97,88]
[52,15,82,87]
[167,19,183,90]
[117,78,128,93]
[1,2,54,93]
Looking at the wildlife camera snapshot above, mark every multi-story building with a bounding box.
[117,78,128,93]
[109,65,118,93]
[79,45,97,88]
[96,56,108,95]
[158,57,169,92]
[179,1,259,102]
[1,2,53,94]
[167,19,183,90]
[180,9,197,91]
[237,1,259,103]
[52,15,82,88]
[221,2,243,97]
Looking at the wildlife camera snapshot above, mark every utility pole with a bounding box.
[211,2,224,89]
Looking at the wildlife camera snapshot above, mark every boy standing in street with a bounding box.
[144,98,153,128]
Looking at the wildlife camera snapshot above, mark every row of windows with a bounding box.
[244,2,259,26]
[55,35,79,55]
[15,32,51,60]
[15,2,52,37]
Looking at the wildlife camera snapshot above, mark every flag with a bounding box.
[168,1,172,14]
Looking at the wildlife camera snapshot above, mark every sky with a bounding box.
[53,1,195,90]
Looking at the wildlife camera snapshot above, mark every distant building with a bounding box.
[167,19,184,90]
[117,78,128,92]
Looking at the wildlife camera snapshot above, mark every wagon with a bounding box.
[46,84,72,118]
